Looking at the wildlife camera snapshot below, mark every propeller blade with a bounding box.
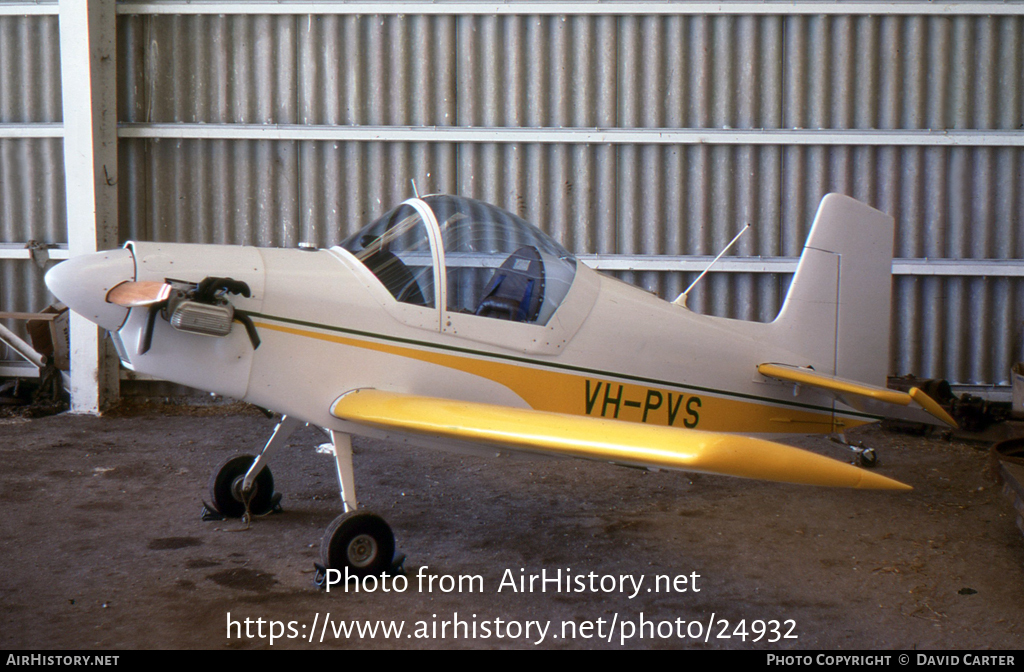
[138,304,160,355]
[106,281,172,307]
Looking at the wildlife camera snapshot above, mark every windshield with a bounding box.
[339,203,435,307]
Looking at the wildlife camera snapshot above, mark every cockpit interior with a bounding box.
[340,195,578,327]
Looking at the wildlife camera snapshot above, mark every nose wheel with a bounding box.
[208,454,278,518]
[204,421,402,582]
[205,416,299,519]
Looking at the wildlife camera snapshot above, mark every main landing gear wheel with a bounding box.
[320,511,395,577]
[208,454,276,518]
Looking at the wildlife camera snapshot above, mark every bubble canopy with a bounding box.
[340,195,577,326]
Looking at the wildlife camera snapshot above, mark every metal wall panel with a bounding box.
[0,138,64,243]
[0,14,62,123]
[5,5,1024,387]
[0,12,63,363]
[117,13,1024,131]
[782,15,1023,130]
[111,9,1024,385]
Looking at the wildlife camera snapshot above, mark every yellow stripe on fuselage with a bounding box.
[254,320,867,434]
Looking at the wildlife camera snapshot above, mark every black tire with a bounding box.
[859,449,878,468]
[320,511,395,577]
[208,454,275,518]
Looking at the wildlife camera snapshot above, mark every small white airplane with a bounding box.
[45,192,956,577]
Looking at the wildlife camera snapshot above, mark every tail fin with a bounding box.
[770,194,894,386]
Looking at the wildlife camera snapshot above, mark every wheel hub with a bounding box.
[230,475,256,503]
[347,534,378,568]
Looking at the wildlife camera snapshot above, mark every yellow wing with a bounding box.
[331,389,910,491]
[757,362,957,428]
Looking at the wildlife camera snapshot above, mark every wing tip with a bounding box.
[857,470,913,491]
[909,387,959,429]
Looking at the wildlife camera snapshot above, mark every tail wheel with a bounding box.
[208,454,275,518]
[320,511,395,577]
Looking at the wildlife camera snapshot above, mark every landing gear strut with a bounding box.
[316,430,398,579]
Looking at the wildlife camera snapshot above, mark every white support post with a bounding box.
[59,0,119,413]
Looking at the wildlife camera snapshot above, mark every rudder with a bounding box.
[770,194,894,386]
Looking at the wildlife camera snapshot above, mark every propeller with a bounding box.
[106,277,260,354]
[106,281,173,307]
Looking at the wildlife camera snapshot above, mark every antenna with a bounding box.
[410,178,420,199]
[672,224,751,307]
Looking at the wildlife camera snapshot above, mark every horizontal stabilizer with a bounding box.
[331,389,911,491]
[757,362,957,429]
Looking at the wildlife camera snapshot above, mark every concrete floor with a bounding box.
[1,407,1022,650]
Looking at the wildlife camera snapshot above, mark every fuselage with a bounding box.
[101,240,868,437]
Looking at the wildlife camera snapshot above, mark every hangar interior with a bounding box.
[1,0,1024,652]
[1,0,1022,411]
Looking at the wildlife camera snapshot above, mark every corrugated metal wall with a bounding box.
[2,3,1023,387]
[0,10,63,364]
